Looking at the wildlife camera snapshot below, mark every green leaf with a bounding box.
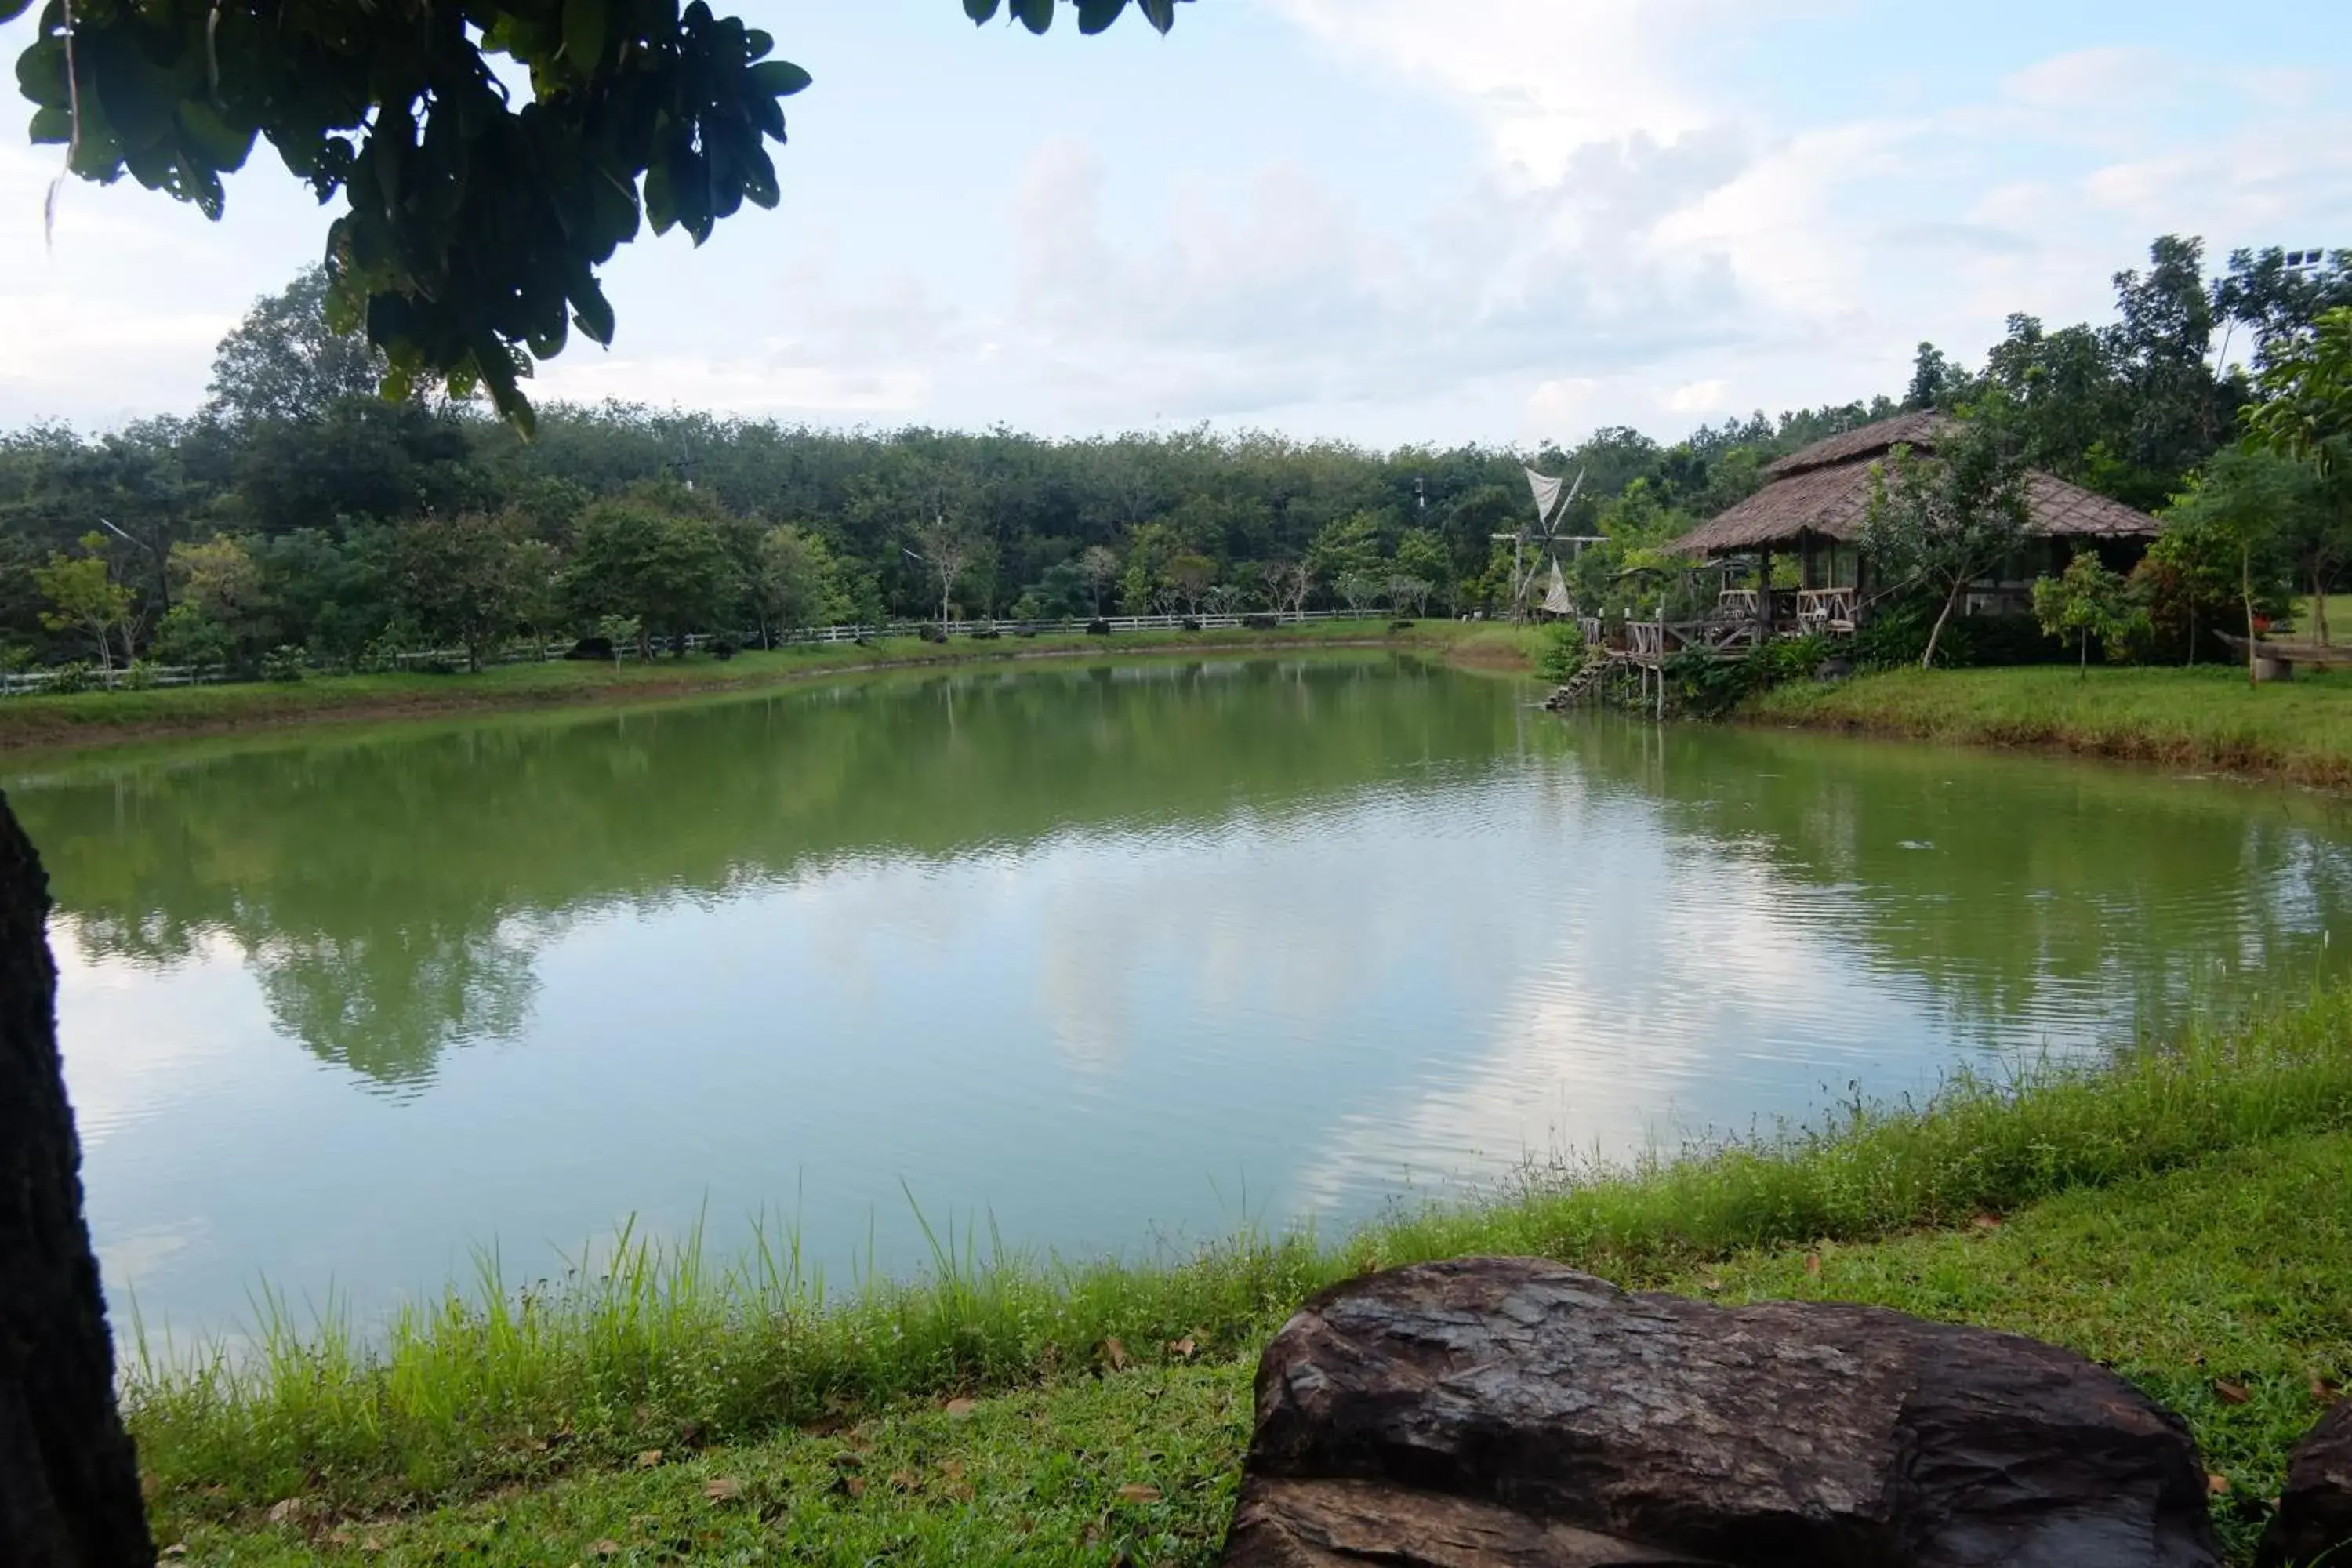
[27,103,71,145]
[642,156,676,235]
[14,35,63,105]
[1076,0,1126,33]
[1011,0,1054,34]
[1137,0,1178,31]
[0,0,34,24]
[563,0,607,71]
[963,0,1000,20]
[740,148,778,209]
[747,59,811,99]
[177,100,256,172]
[571,278,615,345]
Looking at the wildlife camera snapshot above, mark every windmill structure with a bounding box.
[1494,465,1601,621]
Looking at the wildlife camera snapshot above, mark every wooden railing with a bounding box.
[1621,618,1762,663]
[1796,588,1859,633]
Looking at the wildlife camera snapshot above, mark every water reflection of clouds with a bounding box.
[51,923,276,1146]
[40,677,2352,1340]
[1280,786,1987,1220]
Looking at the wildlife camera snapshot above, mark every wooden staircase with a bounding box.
[1544,658,1610,710]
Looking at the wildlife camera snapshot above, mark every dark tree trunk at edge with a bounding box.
[0,789,152,1567]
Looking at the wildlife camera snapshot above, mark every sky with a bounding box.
[0,0,2347,449]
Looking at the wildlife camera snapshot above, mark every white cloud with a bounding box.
[0,132,319,425]
[0,9,2347,445]
[1662,379,1729,413]
[1268,0,1746,180]
[2002,45,2177,114]
[535,354,934,416]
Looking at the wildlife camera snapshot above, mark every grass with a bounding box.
[131,981,2352,1559]
[2291,593,2352,641]
[158,1122,2352,1566]
[1749,662,2352,787]
[0,619,1544,752]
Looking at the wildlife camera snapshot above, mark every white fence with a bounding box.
[0,610,1371,697]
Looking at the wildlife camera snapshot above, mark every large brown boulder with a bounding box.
[1222,1257,2219,1568]
[2261,1400,2352,1568]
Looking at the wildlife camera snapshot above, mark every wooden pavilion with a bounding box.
[1553,412,2161,713]
[1663,411,2158,639]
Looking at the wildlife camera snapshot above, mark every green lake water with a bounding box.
[11,652,2351,1338]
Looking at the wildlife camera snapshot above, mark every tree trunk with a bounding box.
[0,790,154,1567]
[1921,579,1964,670]
[2244,542,2259,689]
[2081,628,2089,676]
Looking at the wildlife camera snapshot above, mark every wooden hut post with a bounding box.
[1756,546,1773,644]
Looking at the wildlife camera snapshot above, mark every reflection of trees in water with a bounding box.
[253,925,539,1094]
[16,659,1528,1089]
[34,661,2343,1092]
[1560,717,2352,1046]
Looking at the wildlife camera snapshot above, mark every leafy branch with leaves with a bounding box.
[1857,408,2034,669]
[9,0,1185,431]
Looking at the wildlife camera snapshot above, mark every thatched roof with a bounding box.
[1766,409,1950,477]
[1669,412,2157,557]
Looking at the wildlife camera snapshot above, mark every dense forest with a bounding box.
[1,236,2345,677]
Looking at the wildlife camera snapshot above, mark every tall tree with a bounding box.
[32,536,136,670]
[2,5,1189,1556]
[565,495,734,658]
[2165,445,2308,684]
[908,516,978,626]
[751,524,840,644]
[2242,306,2352,645]
[2103,236,2234,501]
[206,267,388,426]
[1858,408,2034,669]
[391,511,534,672]
[2214,247,2352,371]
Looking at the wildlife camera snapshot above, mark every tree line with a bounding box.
[1,238,2346,681]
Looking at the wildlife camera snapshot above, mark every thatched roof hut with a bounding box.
[1668,412,2157,559]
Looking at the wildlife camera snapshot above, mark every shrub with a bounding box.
[1666,633,1828,717]
[260,645,309,683]
[1852,595,1972,671]
[1535,622,1588,683]
[45,660,93,694]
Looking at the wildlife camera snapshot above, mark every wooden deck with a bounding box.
[1595,587,1860,673]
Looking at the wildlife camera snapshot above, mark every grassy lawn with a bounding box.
[1749,662,2352,787]
[2290,594,2352,641]
[161,1124,2352,1566]
[134,984,2352,1563]
[0,620,1542,753]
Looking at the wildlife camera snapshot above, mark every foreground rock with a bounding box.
[2261,1401,2352,1567]
[1222,1257,2219,1568]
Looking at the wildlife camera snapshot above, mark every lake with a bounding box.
[11,652,2350,1339]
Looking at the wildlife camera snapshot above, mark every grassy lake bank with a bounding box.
[0,619,1546,753]
[139,982,2352,1565]
[1748,663,2352,787]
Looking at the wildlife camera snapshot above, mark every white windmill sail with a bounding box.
[1524,466,1568,525]
[1542,557,1573,616]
